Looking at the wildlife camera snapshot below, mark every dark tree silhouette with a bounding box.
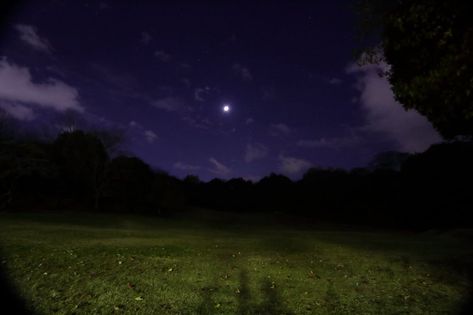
[369,151,411,171]
[401,142,473,227]
[52,131,109,209]
[150,171,186,213]
[92,129,126,157]
[0,140,55,210]
[1,124,471,229]
[102,156,153,212]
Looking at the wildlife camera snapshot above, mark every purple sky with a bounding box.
[0,1,441,181]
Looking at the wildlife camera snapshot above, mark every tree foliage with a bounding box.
[1,126,472,228]
[357,0,473,138]
[52,131,109,208]
[102,156,153,212]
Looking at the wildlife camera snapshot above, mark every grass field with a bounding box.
[0,211,472,314]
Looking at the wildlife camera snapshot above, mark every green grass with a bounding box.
[0,210,472,314]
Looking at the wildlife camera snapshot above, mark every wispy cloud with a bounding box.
[90,64,141,96]
[155,50,172,63]
[261,86,276,101]
[99,2,111,10]
[0,102,35,121]
[347,61,441,152]
[128,120,158,144]
[232,63,252,81]
[245,117,254,125]
[278,154,312,175]
[15,24,52,53]
[193,87,211,102]
[173,161,201,171]
[151,96,213,129]
[194,88,205,101]
[297,133,361,150]
[129,120,140,128]
[144,130,158,143]
[0,58,82,115]
[244,143,268,163]
[328,77,342,85]
[209,157,231,177]
[269,123,291,136]
[151,96,184,112]
[141,31,152,45]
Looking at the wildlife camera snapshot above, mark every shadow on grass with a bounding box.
[254,278,293,315]
[315,231,473,314]
[196,269,293,315]
[433,259,473,315]
[236,270,251,314]
[237,269,293,315]
[196,285,218,314]
[0,254,33,314]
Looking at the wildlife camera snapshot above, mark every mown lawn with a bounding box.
[0,211,472,314]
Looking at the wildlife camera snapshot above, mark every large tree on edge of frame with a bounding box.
[357,0,473,139]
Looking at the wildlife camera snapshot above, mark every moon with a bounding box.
[223,104,230,113]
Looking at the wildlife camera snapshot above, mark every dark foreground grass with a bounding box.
[0,211,472,314]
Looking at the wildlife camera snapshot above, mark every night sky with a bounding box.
[0,1,442,181]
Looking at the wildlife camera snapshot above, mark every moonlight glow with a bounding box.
[223,105,230,113]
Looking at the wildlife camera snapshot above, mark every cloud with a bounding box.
[91,64,141,94]
[151,96,184,112]
[245,117,254,125]
[182,115,213,130]
[15,24,52,53]
[208,157,231,177]
[261,86,276,101]
[180,63,192,70]
[173,161,201,171]
[244,143,268,163]
[347,61,441,152]
[181,78,191,88]
[269,123,291,136]
[155,50,172,62]
[150,96,213,129]
[144,130,158,143]
[232,63,253,81]
[129,120,140,128]
[141,31,152,45]
[0,58,82,113]
[297,133,361,149]
[278,155,312,175]
[99,2,111,10]
[0,102,35,121]
[193,87,211,102]
[328,77,342,85]
[128,120,158,143]
[194,88,205,101]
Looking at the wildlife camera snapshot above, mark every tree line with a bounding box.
[1,126,471,229]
